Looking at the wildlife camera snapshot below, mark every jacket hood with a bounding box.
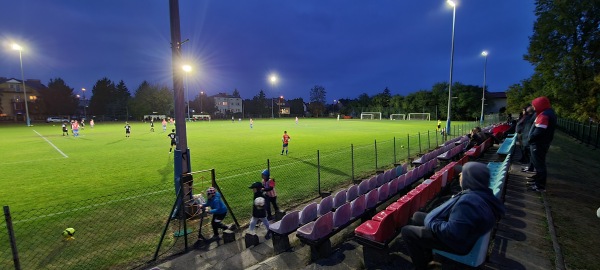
[532,96,551,115]
[460,162,490,192]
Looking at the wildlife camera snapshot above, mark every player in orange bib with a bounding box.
[281,131,290,155]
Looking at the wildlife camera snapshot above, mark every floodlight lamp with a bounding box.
[11,43,22,51]
[481,51,488,56]
[182,65,192,73]
[447,0,456,7]
[270,75,277,84]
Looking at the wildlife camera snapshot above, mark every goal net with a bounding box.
[360,112,382,120]
[407,113,431,121]
[390,114,406,120]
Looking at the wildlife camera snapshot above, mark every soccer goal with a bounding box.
[390,114,406,120]
[407,113,431,121]
[360,112,382,120]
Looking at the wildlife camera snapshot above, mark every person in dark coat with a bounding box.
[526,96,557,192]
[401,162,505,270]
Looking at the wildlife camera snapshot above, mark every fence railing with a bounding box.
[2,121,481,270]
[557,118,599,149]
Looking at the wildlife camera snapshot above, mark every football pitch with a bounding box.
[0,118,464,211]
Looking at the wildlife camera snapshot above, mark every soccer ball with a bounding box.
[62,228,75,239]
[254,197,265,207]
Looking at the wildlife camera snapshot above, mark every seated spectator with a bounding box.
[401,162,505,270]
[466,128,484,149]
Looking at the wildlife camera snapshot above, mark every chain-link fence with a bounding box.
[557,118,599,149]
[2,121,483,270]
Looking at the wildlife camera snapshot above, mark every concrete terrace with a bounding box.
[149,144,561,270]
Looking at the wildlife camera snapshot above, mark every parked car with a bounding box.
[46,117,69,123]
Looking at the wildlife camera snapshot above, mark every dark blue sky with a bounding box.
[1,1,536,102]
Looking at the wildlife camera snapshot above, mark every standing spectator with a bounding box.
[519,106,535,165]
[401,162,505,270]
[261,170,280,220]
[202,187,229,240]
[62,121,69,136]
[281,131,291,155]
[124,122,131,137]
[167,129,177,153]
[248,182,271,239]
[527,96,557,192]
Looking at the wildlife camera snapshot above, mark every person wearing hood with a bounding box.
[401,162,505,270]
[202,187,229,240]
[526,96,557,192]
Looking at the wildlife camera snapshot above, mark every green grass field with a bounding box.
[0,118,466,211]
[0,118,477,269]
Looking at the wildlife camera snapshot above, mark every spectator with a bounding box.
[248,182,271,239]
[466,128,484,149]
[519,106,535,166]
[526,96,557,192]
[401,162,505,270]
[202,187,229,240]
[261,170,281,220]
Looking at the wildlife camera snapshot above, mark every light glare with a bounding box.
[447,0,456,7]
[481,51,488,56]
[182,64,192,72]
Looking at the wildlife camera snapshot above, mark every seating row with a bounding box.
[412,143,455,165]
[437,140,468,161]
[464,137,493,159]
[496,135,516,156]
[269,163,409,254]
[354,156,465,248]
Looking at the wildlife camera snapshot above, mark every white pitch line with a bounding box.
[33,130,68,158]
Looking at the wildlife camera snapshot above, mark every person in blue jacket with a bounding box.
[202,187,229,240]
[401,162,505,270]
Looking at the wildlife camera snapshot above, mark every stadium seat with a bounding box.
[354,210,396,243]
[333,202,351,228]
[433,230,492,267]
[397,174,407,191]
[351,195,367,218]
[318,195,334,216]
[366,189,379,209]
[299,202,318,225]
[387,199,411,228]
[346,184,359,202]
[332,189,347,209]
[376,173,386,187]
[368,175,378,190]
[377,182,389,202]
[388,178,399,198]
[270,210,300,235]
[297,212,334,241]
[358,179,370,195]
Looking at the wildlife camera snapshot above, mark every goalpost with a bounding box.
[360,112,382,120]
[407,113,431,121]
[389,114,406,120]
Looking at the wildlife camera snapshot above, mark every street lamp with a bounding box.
[12,43,31,126]
[269,74,277,118]
[445,0,457,136]
[278,96,283,118]
[182,64,192,121]
[82,88,87,119]
[480,51,488,126]
[200,91,204,113]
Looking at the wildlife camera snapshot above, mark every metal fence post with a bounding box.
[418,132,422,155]
[427,130,431,151]
[595,123,599,149]
[351,144,355,182]
[374,139,378,170]
[317,150,321,194]
[4,206,20,270]
[407,134,410,161]
[393,136,397,164]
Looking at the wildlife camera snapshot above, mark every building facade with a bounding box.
[212,93,243,116]
[0,77,44,121]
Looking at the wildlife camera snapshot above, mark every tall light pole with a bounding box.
[480,51,488,126]
[82,88,87,119]
[12,44,31,126]
[445,0,456,136]
[182,64,192,121]
[278,96,283,118]
[200,91,204,113]
[269,74,277,118]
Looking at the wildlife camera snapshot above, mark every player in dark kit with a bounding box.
[124,123,131,137]
[62,122,69,136]
[150,120,155,132]
[168,129,177,153]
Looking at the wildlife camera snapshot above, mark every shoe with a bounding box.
[526,180,536,186]
[528,185,545,192]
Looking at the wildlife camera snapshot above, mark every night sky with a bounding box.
[1,1,536,102]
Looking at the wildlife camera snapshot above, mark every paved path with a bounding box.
[150,144,559,270]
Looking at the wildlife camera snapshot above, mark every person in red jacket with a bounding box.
[526,96,557,192]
